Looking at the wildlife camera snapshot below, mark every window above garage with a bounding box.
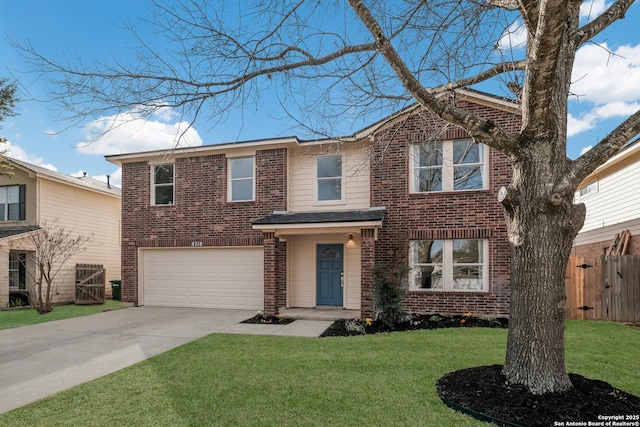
[228,157,255,202]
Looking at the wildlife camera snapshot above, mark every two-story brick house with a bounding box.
[0,158,122,308]
[107,89,520,317]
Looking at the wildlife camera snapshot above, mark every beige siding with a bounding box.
[577,155,640,233]
[0,167,38,225]
[289,142,370,212]
[38,179,121,303]
[344,237,362,310]
[288,233,361,310]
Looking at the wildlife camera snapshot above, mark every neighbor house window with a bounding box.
[316,155,342,201]
[229,157,254,202]
[412,139,486,192]
[9,251,26,290]
[578,181,598,198]
[0,185,26,221]
[411,239,487,292]
[152,164,174,205]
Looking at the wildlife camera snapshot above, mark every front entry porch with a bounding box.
[279,306,360,320]
[254,209,385,318]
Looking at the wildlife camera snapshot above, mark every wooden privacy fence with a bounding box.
[566,255,640,323]
[75,264,105,305]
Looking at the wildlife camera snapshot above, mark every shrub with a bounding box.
[373,267,408,328]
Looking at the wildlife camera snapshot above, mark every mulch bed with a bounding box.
[241,313,295,325]
[437,365,640,427]
[319,313,508,337]
[320,314,640,426]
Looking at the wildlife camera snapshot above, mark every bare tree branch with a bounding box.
[575,0,636,45]
[569,109,640,187]
[347,0,519,155]
[521,0,574,135]
[432,60,527,95]
[516,0,540,33]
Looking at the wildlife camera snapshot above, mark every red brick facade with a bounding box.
[369,101,520,316]
[118,97,519,317]
[120,149,287,305]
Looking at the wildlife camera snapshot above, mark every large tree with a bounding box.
[21,0,640,394]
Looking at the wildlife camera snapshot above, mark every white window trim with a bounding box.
[9,251,21,289]
[410,140,488,193]
[410,239,488,292]
[0,185,21,221]
[577,180,598,199]
[314,154,345,205]
[150,163,175,206]
[228,156,255,202]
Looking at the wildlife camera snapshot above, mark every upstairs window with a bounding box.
[411,239,487,292]
[229,157,255,202]
[412,139,486,192]
[452,140,484,190]
[0,185,26,221]
[316,155,342,202]
[578,181,598,198]
[152,164,174,205]
[413,142,443,192]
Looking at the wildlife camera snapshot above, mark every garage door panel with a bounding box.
[142,247,264,310]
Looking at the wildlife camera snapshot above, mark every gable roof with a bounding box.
[352,88,520,140]
[5,157,121,198]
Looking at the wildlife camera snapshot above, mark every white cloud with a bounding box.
[2,140,58,171]
[567,42,640,138]
[568,102,640,137]
[76,107,203,155]
[580,0,611,21]
[153,106,179,122]
[497,20,527,52]
[571,43,640,104]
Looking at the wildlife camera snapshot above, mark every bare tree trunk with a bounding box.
[501,146,586,394]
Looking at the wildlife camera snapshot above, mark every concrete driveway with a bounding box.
[0,306,332,414]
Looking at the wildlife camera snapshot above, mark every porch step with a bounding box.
[280,307,360,321]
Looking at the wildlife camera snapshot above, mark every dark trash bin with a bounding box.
[110,280,121,301]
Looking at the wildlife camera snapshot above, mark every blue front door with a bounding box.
[316,244,344,306]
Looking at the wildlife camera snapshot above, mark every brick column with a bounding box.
[263,232,286,315]
[121,240,138,307]
[360,228,376,318]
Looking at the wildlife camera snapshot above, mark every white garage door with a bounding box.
[141,247,264,310]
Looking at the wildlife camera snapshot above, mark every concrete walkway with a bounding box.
[0,306,333,414]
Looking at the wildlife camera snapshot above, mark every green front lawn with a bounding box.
[1,320,638,426]
[0,300,123,330]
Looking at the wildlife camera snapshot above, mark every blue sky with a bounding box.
[1,1,639,187]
